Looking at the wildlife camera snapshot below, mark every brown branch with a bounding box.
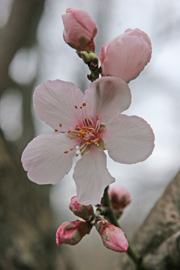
[119,170,180,270]
[0,0,45,94]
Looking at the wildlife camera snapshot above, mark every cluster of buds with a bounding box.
[62,8,152,82]
[56,195,129,253]
[56,196,94,246]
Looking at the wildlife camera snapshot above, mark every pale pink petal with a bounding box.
[104,115,155,164]
[109,186,131,210]
[96,220,128,252]
[99,39,111,64]
[21,133,76,184]
[102,226,128,252]
[100,28,152,82]
[73,146,115,205]
[62,8,97,52]
[33,79,84,131]
[66,8,97,36]
[69,196,94,221]
[56,220,91,246]
[84,77,131,124]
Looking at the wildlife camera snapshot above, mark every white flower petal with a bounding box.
[33,79,84,130]
[104,115,155,164]
[84,77,131,124]
[21,133,76,184]
[73,147,115,205]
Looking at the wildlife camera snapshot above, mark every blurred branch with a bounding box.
[16,80,36,155]
[0,1,77,269]
[118,170,180,270]
[0,129,66,269]
[0,0,45,157]
[0,0,44,94]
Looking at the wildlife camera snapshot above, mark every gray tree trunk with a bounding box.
[119,170,180,270]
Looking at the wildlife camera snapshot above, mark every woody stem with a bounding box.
[76,51,101,82]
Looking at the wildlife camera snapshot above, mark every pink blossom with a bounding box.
[69,196,94,221]
[96,219,128,252]
[21,77,155,205]
[56,220,91,246]
[109,186,131,210]
[99,28,152,82]
[62,8,97,52]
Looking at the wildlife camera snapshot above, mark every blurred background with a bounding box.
[0,0,180,269]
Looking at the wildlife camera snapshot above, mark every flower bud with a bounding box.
[62,8,97,52]
[96,219,128,252]
[69,196,94,221]
[109,186,131,210]
[56,220,92,246]
[99,28,152,82]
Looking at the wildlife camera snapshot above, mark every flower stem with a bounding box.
[102,187,148,270]
[76,51,101,82]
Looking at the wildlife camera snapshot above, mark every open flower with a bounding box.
[99,28,152,82]
[21,77,154,205]
[62,8,97,52]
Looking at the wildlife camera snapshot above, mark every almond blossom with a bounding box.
[62,8,97,52]
[99,28,152,82]
[56,220,92,246]
[21,77,154,205]
[109,186,131,210]
[96,219,128,252]
[69,196,94,221]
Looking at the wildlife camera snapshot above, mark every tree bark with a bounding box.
[119,170,180,270]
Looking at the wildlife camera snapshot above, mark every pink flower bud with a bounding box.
[62,8,97,52]
[69,196,94,221]
[56,220,92,246]
[99,28,152,82]
[109,186,131,210]
[96,219,128,252]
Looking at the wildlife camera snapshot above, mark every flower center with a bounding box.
[54,103,105,156]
